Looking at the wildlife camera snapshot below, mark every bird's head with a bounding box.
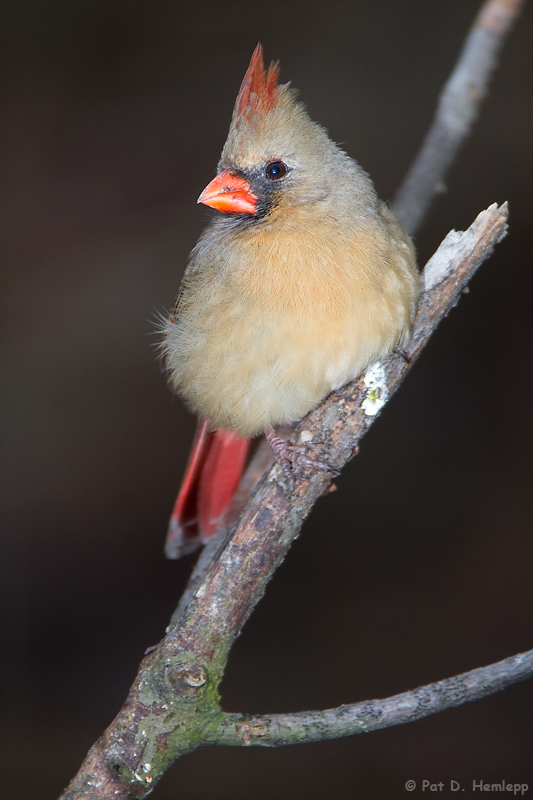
[198,45,371,223]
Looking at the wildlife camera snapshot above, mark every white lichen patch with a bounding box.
[299,430,313,443]
[362,363,388,417]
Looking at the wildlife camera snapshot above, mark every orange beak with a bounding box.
[197,169,258,214]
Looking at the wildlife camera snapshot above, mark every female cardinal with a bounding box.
[162,45,419,558]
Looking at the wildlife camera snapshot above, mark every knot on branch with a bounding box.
[139,653,210,705]
[168,663,207,698]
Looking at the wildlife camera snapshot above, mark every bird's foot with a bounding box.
[266,428,338,493]
[393,346,412,364]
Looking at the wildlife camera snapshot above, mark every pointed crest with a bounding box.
[233,44,281,122]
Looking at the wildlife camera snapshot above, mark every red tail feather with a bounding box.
[165,419,250,559]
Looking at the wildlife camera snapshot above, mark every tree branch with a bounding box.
[393,0,526,236]
[59,203,511,800]
[217,648,533,745]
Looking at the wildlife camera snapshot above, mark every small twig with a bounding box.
[58,204,510,800]
[217,648,533,745]
[393,0,526,236]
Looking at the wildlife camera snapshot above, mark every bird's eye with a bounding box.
[265,160,287,180]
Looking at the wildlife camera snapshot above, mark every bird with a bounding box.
[161,44,419,558]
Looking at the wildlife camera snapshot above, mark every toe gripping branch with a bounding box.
[265,428,339,492]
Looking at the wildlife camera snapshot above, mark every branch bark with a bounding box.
[59,203,514,800]
[392,0,526,236]
[217,648,533,745]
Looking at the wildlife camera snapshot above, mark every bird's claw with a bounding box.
[393,346,412,364]
[266,429,338,493]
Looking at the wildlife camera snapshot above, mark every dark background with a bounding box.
[1,1,532,797]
